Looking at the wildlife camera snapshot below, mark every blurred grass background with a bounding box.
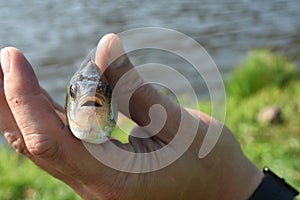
[202,49,300,190]
[0,149,81,200]
[229,50,300,185]
[0,49,299,199]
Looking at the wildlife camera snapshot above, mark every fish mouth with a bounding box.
[80,96,103,107]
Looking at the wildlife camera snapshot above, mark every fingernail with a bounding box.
[96,34,128,69]
[108,36,127,68]
[1,48,10,74]
[95,34,112,71]
[98,34,110,48]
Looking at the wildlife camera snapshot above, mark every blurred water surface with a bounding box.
[0,0,299,104]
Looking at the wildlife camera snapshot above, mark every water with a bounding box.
[0,0,299,102]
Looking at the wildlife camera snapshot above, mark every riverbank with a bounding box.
[0,49,299,199]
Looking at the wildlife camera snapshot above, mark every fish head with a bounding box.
[66,59,116,144]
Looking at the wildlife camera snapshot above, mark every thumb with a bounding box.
[95,34,182,141]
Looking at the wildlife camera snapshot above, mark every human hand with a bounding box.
[0,34,263,200]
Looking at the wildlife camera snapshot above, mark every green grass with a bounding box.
[226,49,295,98]
[203,49,300,189]
[226,80,300,189]
[0,49,299,199]
[0,148,81,200]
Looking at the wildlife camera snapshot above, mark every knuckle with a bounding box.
[4,131,27,155]
[24,133,61,161]
[4,130,20,144]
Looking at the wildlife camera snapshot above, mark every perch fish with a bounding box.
[66,51,116,144]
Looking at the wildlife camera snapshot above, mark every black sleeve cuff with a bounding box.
[249,167,299,200]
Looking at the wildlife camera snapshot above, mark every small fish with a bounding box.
[66,50,116,144]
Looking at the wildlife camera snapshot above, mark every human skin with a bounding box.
[0,34,263,200]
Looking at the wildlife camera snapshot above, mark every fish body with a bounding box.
[66,52,116,144]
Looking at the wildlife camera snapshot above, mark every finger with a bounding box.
[95,34,182,141]
[1,47,58,157]
[1,47,69,159]
[0,53,27,153]
[0,47,118,188]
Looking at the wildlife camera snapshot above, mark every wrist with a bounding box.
[212,154,264,200]
[224,159,264,200]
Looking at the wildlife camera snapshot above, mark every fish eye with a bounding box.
[69,84,77,99]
